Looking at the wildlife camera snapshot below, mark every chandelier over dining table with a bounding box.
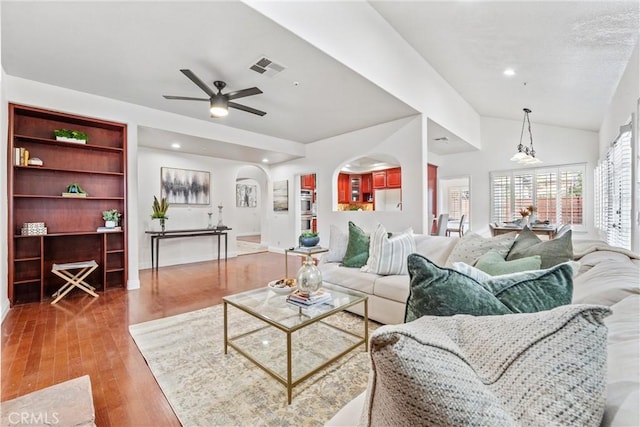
[511,108,542,165]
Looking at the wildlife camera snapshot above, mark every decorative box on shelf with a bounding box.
[21,222,47,235]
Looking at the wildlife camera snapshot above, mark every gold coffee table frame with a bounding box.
[223,287,368,404]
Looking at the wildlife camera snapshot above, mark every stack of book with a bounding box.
[287,289,332,306]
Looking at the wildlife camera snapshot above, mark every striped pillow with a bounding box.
[363,224,415,275]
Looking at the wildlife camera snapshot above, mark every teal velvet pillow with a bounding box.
[341,221,370,268]
[475,251,542,275]
[405,254,573,322]
[507,226,573,269]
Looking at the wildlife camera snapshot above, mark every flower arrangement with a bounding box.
[520,205,537,217]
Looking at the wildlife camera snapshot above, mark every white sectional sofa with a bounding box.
[320,234,459,325]
[322,233,640,426]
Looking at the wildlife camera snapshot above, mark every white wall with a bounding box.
[267,115,427,249]
[1,1,9,320]
[137,147,271,268]
[435,116,600,237]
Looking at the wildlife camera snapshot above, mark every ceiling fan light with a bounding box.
[210,96,228,117]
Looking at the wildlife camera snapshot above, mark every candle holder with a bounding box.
[217,203,225,227]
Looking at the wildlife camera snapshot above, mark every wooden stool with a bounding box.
[51,260,99,304]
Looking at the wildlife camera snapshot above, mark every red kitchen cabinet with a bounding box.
[386,167,402,188]
[301,174,315,190]
[338,173,351,203]
[372,171,386,189]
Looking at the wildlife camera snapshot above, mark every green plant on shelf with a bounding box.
[300,231,318,238]
[102,209,122,222]
[54,128,89,141]
[65,183,87,194]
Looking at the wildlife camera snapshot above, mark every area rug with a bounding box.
[236,240,268,255]
[129,304,377,426]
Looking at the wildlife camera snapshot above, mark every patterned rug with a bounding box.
[129,304,377,426]
[236,240,268,255]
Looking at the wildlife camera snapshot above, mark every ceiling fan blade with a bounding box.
[226,87,263,100]
[163,95,210,101]
[180,69,215,97]
[228,102,267,116]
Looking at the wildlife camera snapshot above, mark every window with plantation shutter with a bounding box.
[595,125,632,249]
[490,164,586,231]
[491,174,511,223]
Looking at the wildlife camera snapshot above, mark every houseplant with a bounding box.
[54,129,89,143]
[151,196,169,232]
[299,231,319,247]
[102,209,122,228]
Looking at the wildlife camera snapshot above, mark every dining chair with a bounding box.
[446,214,466,237]
[432,213,449,236]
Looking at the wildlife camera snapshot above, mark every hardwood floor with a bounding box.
[1,252,285,426]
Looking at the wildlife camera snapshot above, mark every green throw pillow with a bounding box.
[507,226,573,268]
[475,251,542,275]
[341,221,370,268]
[405,254,573,322]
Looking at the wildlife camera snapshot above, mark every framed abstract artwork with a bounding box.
[161,167,210,205]
[273,180,288,212]
[236,183,258,207]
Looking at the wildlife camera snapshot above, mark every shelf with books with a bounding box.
[7,103,128,305]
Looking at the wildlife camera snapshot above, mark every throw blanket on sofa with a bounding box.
[572,240,640,260]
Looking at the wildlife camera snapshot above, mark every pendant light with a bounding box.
[511,108,542,165]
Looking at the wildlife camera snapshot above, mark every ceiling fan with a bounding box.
[163,69,266,117]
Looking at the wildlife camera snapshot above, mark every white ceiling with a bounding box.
[2,1,638,163]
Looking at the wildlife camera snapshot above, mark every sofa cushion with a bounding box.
[414,234,459,267]
[507,226,573,268]
[572,259,640,306]
[405,254,573,321]
[372,275,410,304]
[602,295,640,427]
[363,223,415,275]
[341,221,370,268]
[319,262,379,295]
[360,305,610,427]
[326,224,349,263]
[475,251,541,275]
[444,232,517,267]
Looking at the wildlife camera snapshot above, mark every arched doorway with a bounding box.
[235,165,268,255]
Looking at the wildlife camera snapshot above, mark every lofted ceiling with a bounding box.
[2,1,638,163]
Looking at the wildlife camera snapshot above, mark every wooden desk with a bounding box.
[490,224,556,239]
[145,227,231,271]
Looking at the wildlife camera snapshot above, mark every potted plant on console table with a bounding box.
[151,196,169,233]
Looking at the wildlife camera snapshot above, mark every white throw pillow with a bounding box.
[445,232,517,267]
[360,304,610,427]
[325,224,349,263]
[362,223,415,275]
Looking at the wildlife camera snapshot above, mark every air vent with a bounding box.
[249,56,286,77]
[434,136,449,143]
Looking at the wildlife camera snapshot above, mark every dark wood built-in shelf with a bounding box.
[7,104,128,306]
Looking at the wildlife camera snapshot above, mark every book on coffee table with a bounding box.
[287,289,332,306]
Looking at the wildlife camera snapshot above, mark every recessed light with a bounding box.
[262,158,269,163]
[503,68,516,76]
[171,143,180,149]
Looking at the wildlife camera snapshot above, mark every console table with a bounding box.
[145,227,231,271]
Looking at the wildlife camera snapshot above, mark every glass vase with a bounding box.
[296,256,322,296]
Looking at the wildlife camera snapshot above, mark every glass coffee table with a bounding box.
[223,286,368,404]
